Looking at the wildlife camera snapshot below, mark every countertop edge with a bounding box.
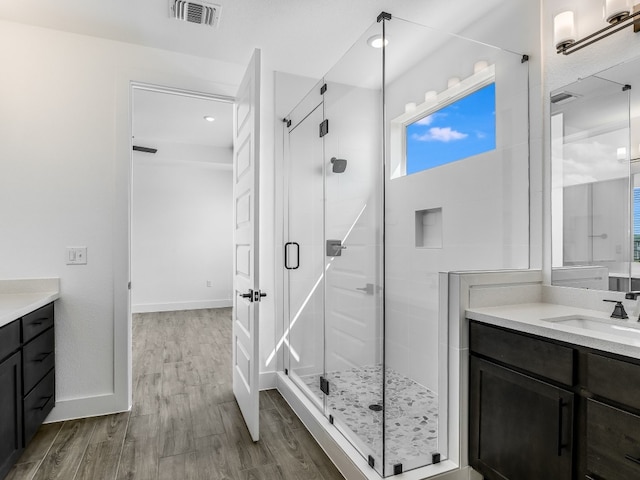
[466,304,640,360]
[0,291,60,329]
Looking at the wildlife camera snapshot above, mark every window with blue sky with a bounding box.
[405,83,496,175]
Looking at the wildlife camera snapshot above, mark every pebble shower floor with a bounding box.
[302,365,439,474]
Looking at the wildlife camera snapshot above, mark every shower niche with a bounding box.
[279,13,530,478]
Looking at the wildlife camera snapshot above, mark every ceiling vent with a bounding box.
[551,91,581,105]
[170,1,221,27]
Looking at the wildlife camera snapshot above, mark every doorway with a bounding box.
[130,85,235,315]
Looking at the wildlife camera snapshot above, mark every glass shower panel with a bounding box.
[383,17,530,474]
[284,87,326,408]
[322,21,385,475]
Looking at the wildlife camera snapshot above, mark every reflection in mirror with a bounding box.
[551,64,633,291]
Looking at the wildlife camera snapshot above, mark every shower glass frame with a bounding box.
[282,13,530,478]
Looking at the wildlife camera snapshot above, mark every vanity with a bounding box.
[466,302,640,480]
[0,279,59,480]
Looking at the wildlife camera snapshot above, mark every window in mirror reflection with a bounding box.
[635,183,640,262]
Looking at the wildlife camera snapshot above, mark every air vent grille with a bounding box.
[551,91,580,105]
[171,1,221,27]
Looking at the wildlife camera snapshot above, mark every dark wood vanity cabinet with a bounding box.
[469,320,640,480]
[469,322,575,480]
[0,322,22,480]
[0,303,55,480]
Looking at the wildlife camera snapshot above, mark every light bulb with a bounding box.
[474,61,489,73]
[554,11,576,50]
[604,0,631,23]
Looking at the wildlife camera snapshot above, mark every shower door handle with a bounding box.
[285,242,300,269]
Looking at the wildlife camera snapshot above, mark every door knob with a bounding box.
[239,290,254,302]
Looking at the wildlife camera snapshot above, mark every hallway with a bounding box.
[5,308,344,480]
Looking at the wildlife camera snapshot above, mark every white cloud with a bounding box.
[415,115,434,126]
[413,127,468,142]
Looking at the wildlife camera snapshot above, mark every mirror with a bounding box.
[551,56,640,291]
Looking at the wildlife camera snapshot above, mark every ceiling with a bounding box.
[0,0,513,150]
[132,89,233,149]
[0,0,506,80]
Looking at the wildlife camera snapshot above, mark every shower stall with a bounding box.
[278,14,529,478]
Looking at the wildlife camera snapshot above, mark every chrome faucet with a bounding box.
[604,299,628,319]
[624,292,640,321]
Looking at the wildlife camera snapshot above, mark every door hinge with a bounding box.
[253,290,267,302]
[393,464,403,475]
[319,376,330,395]
[319,119,329,137]
[320,83,327,95]
[368,455,375,468]
[128,281,131,290]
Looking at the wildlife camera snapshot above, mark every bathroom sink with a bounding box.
[544,315,640,339]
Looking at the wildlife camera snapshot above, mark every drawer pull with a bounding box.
[28,318,48,326]
[34,351,53,362]
[625,454,640,466]
[557,398,569,456]
[35,395,53,410]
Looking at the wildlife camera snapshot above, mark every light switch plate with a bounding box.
[66,247,87,265]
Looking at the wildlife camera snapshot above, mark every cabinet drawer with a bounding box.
[469,322,575,385]
[0,320,20,363]
[22,303,54,343]
[23,369,54,445]
[23,327,55,395]
[587,353,640,411]
[587,399,640,480]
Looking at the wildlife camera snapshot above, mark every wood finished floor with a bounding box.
[5,308,345,480]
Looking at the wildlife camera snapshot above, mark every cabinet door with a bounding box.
[470,356,574,480]
[0,351,23,480]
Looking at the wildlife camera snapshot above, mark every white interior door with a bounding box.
[232,48,261,442]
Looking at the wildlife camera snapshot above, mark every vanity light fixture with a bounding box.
[555,1,640,55]
[204,115,215,122]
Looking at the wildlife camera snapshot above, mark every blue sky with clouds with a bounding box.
[406,83,496,174]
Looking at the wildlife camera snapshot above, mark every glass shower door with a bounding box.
[284,90,326,408]
[322,21,386,475]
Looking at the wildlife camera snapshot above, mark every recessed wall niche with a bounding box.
[415,207,442,248]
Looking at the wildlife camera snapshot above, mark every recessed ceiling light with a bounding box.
[204,116,215,122]
[367,34,388,49]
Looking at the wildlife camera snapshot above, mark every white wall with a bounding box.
[0,19,280,421]
[385,36,532,392]
[131,145,233,313]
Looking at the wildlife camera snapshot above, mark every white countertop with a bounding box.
[0,278,60,328]
[466,302,640,360]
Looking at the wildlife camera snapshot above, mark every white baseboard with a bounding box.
[132,299,232,313]
[259,371,277,390]
[44,393,130,423]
